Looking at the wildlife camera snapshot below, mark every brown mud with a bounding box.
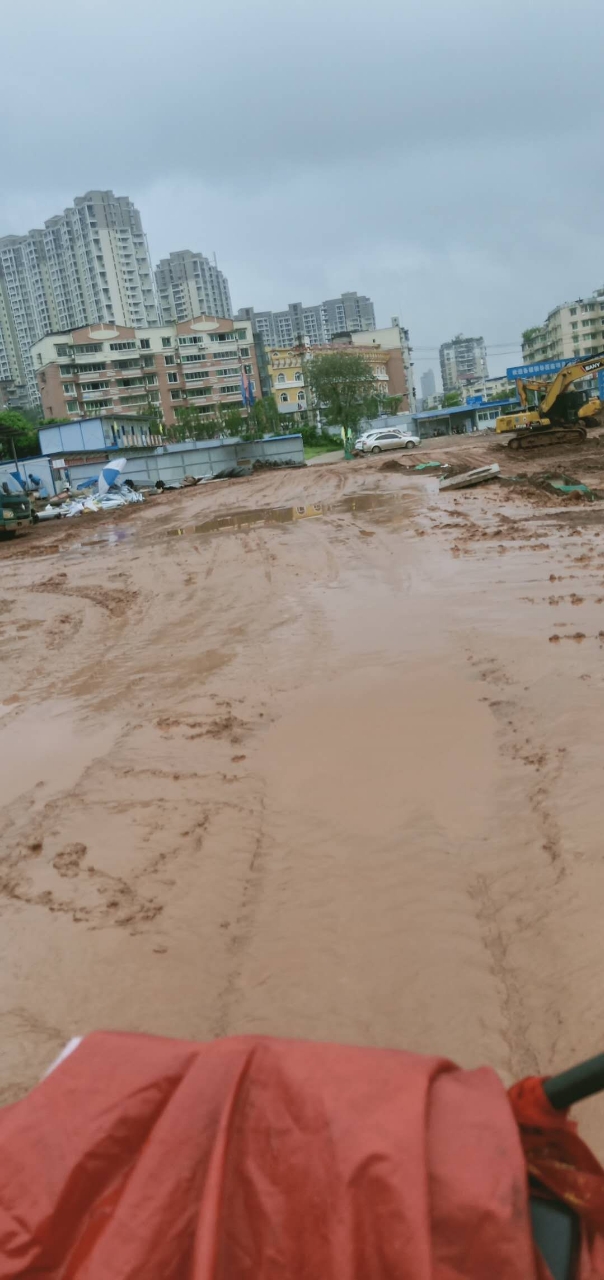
[2,434,604,1151]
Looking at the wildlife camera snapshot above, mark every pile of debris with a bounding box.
[35,459,145,521]
[498,472,602,503]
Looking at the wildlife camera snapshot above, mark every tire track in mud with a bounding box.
[466,646,570,1078]
[211,794,268,1039]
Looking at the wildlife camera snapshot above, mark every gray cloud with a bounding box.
[2,0,604,382]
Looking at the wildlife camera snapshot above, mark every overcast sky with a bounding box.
[2,0,604,386]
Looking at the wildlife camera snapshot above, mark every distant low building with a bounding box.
[348,318,414,411]
[38,415,158,456]
[266,331,409,421]
[413,398,517,439]
[462,374,515,403]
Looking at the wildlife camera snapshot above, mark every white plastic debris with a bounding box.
[50,486,144,518]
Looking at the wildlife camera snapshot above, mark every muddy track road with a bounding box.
[2,446,604,1150]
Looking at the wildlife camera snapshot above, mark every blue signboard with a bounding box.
[598,371,604,401]
[506,358,574,380]
[465,395,485,406]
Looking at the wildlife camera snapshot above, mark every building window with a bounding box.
[109,341,136,351]
[66,400,79,412]
[162,337,172,347]
[277,373,286,384]
[167,372,178,383]
[164,355,175,365]
[170,389,181,400]
[55,344,73,357]
[294,372,303,382]
[141,355,155,368]
[239,346,250,357]
[280,392,288,403]
[298,390,305,401]
[140,338,151,349]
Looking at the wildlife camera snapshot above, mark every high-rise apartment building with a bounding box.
[237,291,376,348]
[0,191,159,406]
[522,288,604,364]
[155,250,232,324]
[439,335,488,394]
[420,368,436,401]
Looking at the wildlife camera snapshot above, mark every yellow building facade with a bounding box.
[267,342,396,422]
[267,347,307,418]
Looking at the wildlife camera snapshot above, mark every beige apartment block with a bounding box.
[522,288,604,363]
[32,316,260,429]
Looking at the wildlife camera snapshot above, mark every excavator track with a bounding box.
[507,426,587,451]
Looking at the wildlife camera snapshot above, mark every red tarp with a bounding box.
[0,1032,568,1278]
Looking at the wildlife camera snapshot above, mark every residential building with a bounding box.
[0,190,159,407]
[266,347,309,417]
[413,397,517,439]
[420,368,436,402]
[349,318,414,411]
[462,374,515,403]
[522,288,604,364]
[439,335,488,395]
[31,316,260,430]
[267,332,407,419]
[236,291,376,349]
[155,251,232,324]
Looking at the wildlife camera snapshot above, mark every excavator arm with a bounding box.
[515,377,548,409]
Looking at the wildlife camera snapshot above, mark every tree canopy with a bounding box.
[0,411,41,459]
[442,390,462,408]
[305,351,378,434]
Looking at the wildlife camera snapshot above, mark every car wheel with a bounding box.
[371,445,382,454]
[405,440,416,449]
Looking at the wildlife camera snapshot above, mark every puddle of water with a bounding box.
[166,492,422,540]
[8,491,424,559]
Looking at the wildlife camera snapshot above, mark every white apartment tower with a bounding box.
[155,250,232,324]
[439,334,488,395]
[0,191,159,406]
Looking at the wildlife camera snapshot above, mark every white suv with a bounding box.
[355,428,420,454]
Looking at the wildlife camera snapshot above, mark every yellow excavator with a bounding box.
[496,351,604,449]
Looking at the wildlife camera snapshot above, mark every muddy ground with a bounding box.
[2,431,604,1149]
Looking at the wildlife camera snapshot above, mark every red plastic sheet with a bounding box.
[0,1033,540,1279]
[510,1075,604,1279]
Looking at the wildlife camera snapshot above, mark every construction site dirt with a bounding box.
[2,431,604,1154]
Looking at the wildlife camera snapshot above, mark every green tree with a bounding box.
[0,411,41,459]
[172,405,203,441]
[442,391,462,408]
[522,327,542,347]
[244,396,281,440]
[144,395,164,436]
[210,405,244,438]
[305,351,377,435]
